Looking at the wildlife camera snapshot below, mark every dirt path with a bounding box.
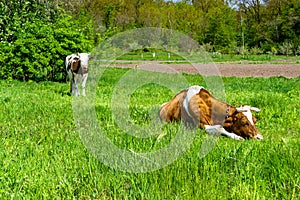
[108,61,300,78]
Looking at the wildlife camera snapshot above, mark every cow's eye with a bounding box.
[241,121,248,126]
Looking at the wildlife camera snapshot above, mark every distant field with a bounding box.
[0,68,299,199]
[117,50,300,64]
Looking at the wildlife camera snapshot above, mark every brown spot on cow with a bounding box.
[71,57,80,72]
[159,89,187,123]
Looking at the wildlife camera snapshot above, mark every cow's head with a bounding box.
[68,54,80,71]
[224,105,263,140]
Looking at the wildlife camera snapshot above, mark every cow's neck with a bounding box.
[210,97,231,125]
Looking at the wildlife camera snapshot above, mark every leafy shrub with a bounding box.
[220,42,237,54]
[260,42,272,54]
[0,1,94,82]
[202,43,214,53]
[271,47,278,55]
[235,46,248,56]
[279,42,293,56]
[249,46,263,55]
[290,38,300,56]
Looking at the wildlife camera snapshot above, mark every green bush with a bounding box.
[279,42,293,57]
[0,1,94,82]
[249,46,263,55]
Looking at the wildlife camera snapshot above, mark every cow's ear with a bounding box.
[228,107,238,117]
[252,116,257,124]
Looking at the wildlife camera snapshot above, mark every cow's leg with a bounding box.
[70,80,73,95]
[204,125,222,136]
[204,125,244,140]
[69,77,72,94]
[68,71,75,95]
[81,73,88,96]
[71,80,76,96]
[219,128,244,140]
[73,74,80,96]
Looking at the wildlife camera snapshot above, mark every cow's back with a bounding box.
[79,53,89,74]
[183,88,214,127]
[159,89,187,122]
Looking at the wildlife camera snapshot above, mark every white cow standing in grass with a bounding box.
[65,53,89,96]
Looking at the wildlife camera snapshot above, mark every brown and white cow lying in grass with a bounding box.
[159,86,263,140]
[65,53,89,96]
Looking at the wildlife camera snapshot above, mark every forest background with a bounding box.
[0,0,299,81]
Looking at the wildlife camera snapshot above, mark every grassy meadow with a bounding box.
[0,67,299,199]
[118,50,300,64]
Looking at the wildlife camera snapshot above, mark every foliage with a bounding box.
[279,41,293,57]
[0,69,299,198]
[1,0,300,82]
[73,0,300,55]
[0,0,94,81]
[204,6,238,50]
[249,46,263,55]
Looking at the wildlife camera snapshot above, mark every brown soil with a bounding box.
[109,61,300,78]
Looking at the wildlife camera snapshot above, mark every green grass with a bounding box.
[117,50,183,61]
[0,68,299,199]
[210,54,300,63]
[117,50,300,64]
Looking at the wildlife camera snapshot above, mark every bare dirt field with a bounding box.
[109,61,300,78]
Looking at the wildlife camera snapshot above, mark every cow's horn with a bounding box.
[236,108,248,112]
[250,107,260,112]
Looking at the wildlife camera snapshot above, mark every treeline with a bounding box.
[0,0,299,81]
[70,0,299,54]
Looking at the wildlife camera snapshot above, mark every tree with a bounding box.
[205,6,238,51]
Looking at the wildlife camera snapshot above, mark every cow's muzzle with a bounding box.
[255,133,263,140]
